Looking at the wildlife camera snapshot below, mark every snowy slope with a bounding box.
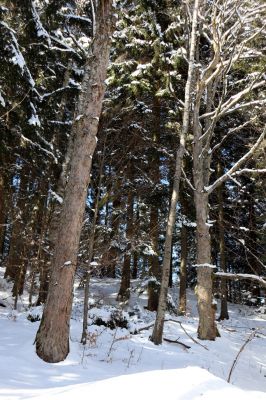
[0,271,265,400]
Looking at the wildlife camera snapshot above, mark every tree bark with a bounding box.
[147,97,161,311]
[217,162,229,320]
[178,187,188,316]
[117,188,134,302]
[35,0,113,363]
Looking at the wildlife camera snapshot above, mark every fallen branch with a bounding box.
[163,337,191,349]
[227,330,256,383]
[133,319,209,350]
[166,319,209,351]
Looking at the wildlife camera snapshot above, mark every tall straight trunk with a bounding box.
[148,97,161,311]
[178,187,188,316]
[217,163,229,320]
[35,0,113,363]
[0,174,6,255]
[151,0,200,345]
[132,252,138,279]
[117,189,134,301]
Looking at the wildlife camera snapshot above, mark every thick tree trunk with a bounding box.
[194,192,217,340]
[35,0,113,363]
[151,0,200,345]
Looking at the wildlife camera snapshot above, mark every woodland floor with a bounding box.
[0,267,265,400]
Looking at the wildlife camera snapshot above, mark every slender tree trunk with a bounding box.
[132,252,138,279]
[35,0,113,363]
[217,163,229,320]
[151,0,200,345]
[0,174,6,255]
[117,189,134,302]
[178,187,188,316]
[104,192,121,278]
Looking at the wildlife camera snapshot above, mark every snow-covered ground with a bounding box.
[0,269,265,400]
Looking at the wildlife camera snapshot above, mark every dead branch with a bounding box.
[163,337,191,349]
[166,319,209,351]
[133,319,209,350]
[227,330,256,382]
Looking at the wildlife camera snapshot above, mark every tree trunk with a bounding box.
[117,189,134,302]
[147,96,161,311]
[217,163,229,320]
[178,187,188,316]
[151,0,200,345]
[35,0,113,363]
[0,174,6,256]
[194,192,217,340]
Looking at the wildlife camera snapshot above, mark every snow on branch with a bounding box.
[0,21,35,87]
[199,80,265,120]
[232,168,266,175]
[215,272,266,289]
[205,125,266,194]
[19,133,58,164]
[31,1,51,45]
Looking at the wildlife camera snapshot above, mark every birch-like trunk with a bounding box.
[35,0,113,363]
[151,0,201,345]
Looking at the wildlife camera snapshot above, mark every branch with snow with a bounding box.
[0,21,35,87]
[215,272,266,289]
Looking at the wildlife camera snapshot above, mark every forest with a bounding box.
[0,0,265,399]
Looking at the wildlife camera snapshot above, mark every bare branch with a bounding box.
[205,125,266,194]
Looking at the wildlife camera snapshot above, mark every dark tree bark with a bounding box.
[117,188,134,302]
[147,96,161,311]
[178,187,188,316]
[35,0,113,363]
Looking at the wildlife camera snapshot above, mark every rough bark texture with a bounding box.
[151,0,200,345]
[194,193,217,340]
[35,0,113,363]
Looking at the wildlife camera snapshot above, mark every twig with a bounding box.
[227,330,256,383]
[166,319,209,350]
[106,326,118,358]
[133,319,209,350]
[163,337,191,349]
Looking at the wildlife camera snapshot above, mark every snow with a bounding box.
[0,272,266,400]
[0,92,5,107]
